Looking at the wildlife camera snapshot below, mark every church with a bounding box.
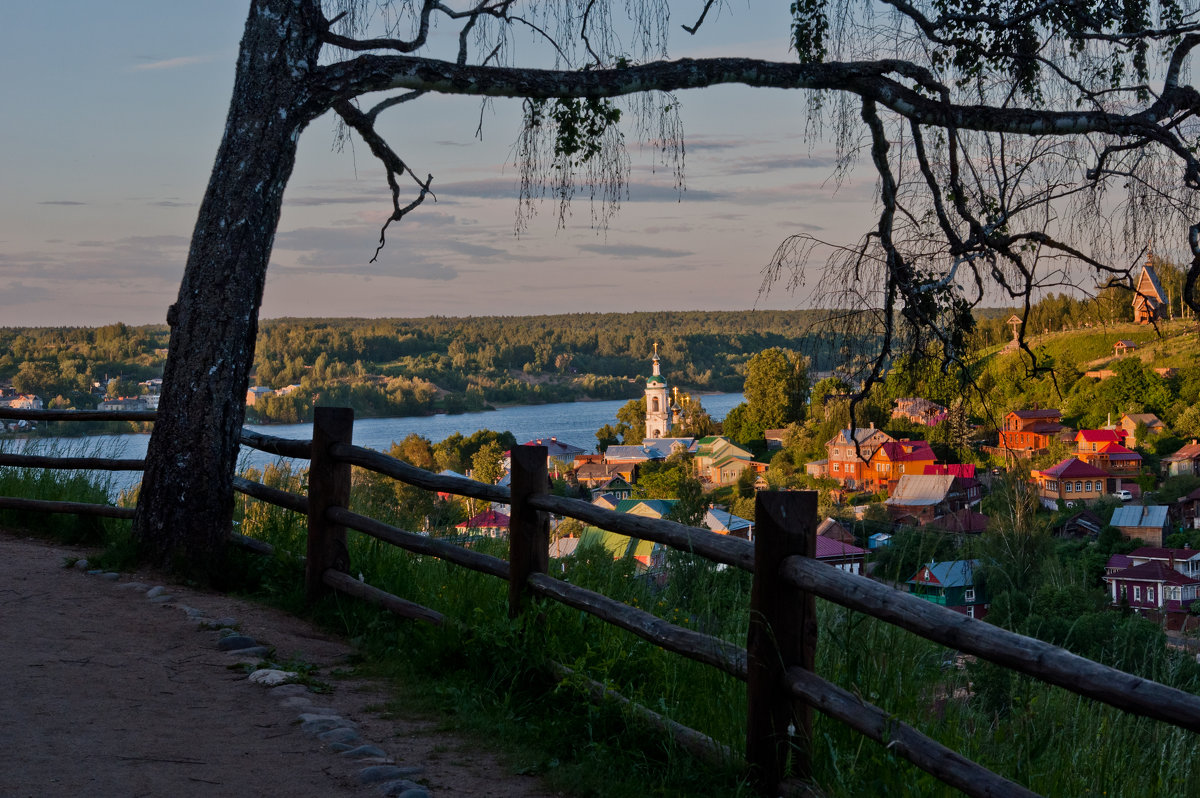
[644,344,681,438]
[1132,254,1167,324]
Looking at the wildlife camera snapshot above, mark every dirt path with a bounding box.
[0,532,557,798]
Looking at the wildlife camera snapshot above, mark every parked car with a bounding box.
[1113,489,1133,501]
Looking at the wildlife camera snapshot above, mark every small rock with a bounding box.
[269,684,309,698]
[87,569,104,575]
[227,645,271,658]
[341,745,390,759]
[278,696,314,709]
[395,789,432,798]
[145,585,167,598]
[116,582,149,591]
[301,718,349,735]
[74,559,89,571]
[212,617,238,629]
[149,594,174,603]
[359,766,416,785]
[248,669,298,686]
[217,635,258,652]
[318,727,361,744]
[330,742,356,753]
[178,605,205,618]
[102,572,120,581]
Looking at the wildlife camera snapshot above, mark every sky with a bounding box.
[0,2,882,327]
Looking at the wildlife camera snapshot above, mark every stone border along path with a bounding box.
[0,533,560,798]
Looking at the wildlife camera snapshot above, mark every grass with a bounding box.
[5,450,1200,795]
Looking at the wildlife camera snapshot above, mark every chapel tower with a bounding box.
[644,343,672,439]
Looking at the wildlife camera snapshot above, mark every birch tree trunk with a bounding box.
[132,0,322,576]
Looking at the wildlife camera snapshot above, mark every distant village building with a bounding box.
[1110,505,1171,547]
[824,425,893,489]
[1132,257,1167,324]
[907,560,989,619]
[891,397,948,427]
[1118,413,1165,448]
[1163,440,1200,477]
[1113,339,1138,357]
[1030,457,1109,509]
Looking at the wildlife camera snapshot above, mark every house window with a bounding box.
[832,463,839,472]
[1148,587,1156,604]
[965,588,975,602]
[1120,584,1127,600]
[833,448,840,457]
[1065,482,1073,493]
[1134,586,1142,602]
[1084,481,1091,491]
[847,464,855,473]
[966,606,975,619]
[1049,480,1057,491]
[1075,481,1082,492]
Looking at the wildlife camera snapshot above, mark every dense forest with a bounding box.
[0,311,873,423]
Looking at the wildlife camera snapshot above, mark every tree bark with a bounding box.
[132,0,324,577]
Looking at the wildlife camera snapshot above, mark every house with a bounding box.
[1102,560,1200,617]
[826,425,894,489]
[891,397,948,426]
[907,560,989,619]
[868,532,893,549]
[1075,429,1123,453]
[1077,440,1142,482]
[805,459,830,480]
[1118,413,1165,448]
[923,463,982,505]
[246,386,274,406]
[455,508,510,538]
[885,474,969,525]
[589,475,634,501]
[613,498,678,520]
[815,536,868,575]
[867,439,937,494]
[576,461,638,489]
[603,444,669,465]
[764,429,789,450]
[1113,339,1138,357]
[998,409,1067,455]
[705,508,754,540]
[693,436,760,487]
[1132,258,1167,324]
[97,397,149,411]
[549,536,581,560]
[1178,486,1200,530]
[817,517,856,545]
[1053,509,1104,539]
[591,493,621,511]
[1030,457,1110,509]
[642,437,699,456]
[1110,504,1171,547]
[3,394,44,410]
[579,526,657,569]
[928,507,990,534]
[1162,440,1200,477]
[1123,546,1200,579]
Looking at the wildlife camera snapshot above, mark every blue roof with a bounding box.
[604,444,667,461]
[1110,505,1170,529]
[705,508,753,533]
[908,559,979,588]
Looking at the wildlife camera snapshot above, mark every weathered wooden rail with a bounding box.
[4,405,1200,797]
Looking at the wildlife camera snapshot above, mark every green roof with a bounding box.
[580,527,655,560]
[646,376,666,385]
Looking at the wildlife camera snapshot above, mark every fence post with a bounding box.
[508,444,549,618]
[746,490,818,794]
[306,406,354,601]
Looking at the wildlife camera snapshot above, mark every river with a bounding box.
[6,393,744,496]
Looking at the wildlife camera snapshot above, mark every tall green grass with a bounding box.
[228,462,1200,796]
[0,438,130,546]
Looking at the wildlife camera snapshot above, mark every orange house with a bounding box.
[826,425,893,490]
[868,439,937,494]
[998,409,1066,455]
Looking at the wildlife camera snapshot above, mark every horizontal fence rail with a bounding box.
[8,404,1200,797]
[0,408,158,423]
[782,555,1200,733]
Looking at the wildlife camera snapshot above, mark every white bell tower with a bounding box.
[644,343,671,438]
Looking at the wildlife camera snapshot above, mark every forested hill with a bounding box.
[0,311,875,423]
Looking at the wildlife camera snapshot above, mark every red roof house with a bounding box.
[1031,457,1110,508]
[456,508,511,538]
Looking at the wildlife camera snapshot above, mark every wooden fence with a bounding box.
[4,406,1200,796]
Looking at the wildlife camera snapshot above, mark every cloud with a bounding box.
[147,200,193,208]
[272,225,461,280]
[38,200,87,206]
[132,55,214,71]
[577,243,692,259]
[0,235,189,283]
[0,282,52,306]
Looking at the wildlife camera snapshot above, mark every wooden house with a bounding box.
[1031,457,1110,509]
[868,439,937,494]
[1110,504,1171,547]
[825,425,894,490]
[885,474,969,525]
[907,560,989,619]
[1132,260,1167,324]
[1113,339,1138,357]
[815,536,868,575]
[998,409,1066,455]
[1118,413,1165,448]
[1162,440,1200,477]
